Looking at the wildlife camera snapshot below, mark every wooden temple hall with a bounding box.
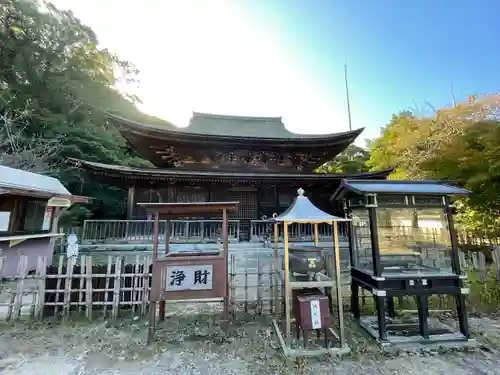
[72,112,390,242]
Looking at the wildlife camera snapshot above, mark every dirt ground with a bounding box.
[1,305,500,375]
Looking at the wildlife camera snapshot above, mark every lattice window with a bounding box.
[227,191,258,219]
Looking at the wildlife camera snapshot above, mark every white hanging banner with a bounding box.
[310,299,322,329]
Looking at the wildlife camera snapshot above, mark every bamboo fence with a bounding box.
[0,245,499,321]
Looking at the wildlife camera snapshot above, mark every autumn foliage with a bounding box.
[367,95,500,233]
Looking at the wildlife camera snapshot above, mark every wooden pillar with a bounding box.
[222,208,229,326]
[256,186,261,218]
[148,212,160,342]
[274,186,280,214]
[333,221,346,347]
[127,186,135,220]
[283,222,291,342]
[273,222,279,318]
[313,223,319,246]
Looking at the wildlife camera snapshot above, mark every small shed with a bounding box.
[0,165,88,277]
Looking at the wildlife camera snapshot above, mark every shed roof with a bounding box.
[331,179,472,200]
[275,188,349,223]
[0,165,71,197]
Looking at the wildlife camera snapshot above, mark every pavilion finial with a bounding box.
[297,187,305,196]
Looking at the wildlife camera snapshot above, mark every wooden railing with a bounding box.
[79,219,349,244]
[250,220,349,242]
[81,220,240,244]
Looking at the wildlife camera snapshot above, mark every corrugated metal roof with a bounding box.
[332,179,471,200]
[275,188,349,222]
[0,165,71,196]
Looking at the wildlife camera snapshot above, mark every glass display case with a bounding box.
[376,207,454,277]
[332,180,473,347]
[350,208,373,272]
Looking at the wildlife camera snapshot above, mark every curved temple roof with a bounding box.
[69,158,392,186]
[275,188,349,223]
[107,112,364,141]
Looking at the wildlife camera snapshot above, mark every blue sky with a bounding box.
[51,0,499,143]
[241,0,500,139]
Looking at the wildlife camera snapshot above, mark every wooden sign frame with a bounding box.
[137,201,238,344]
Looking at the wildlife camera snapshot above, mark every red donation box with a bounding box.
[293,290,330,331]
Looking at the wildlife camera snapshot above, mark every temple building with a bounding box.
[71,112,390,241]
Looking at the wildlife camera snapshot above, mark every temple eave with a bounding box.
[69,158,392,186]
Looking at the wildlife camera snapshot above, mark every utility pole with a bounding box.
[344,64,352,131]
[450,84,457,107]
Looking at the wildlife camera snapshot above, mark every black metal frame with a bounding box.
[340,191,471,347]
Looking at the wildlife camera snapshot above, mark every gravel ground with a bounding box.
[1,304,500,375]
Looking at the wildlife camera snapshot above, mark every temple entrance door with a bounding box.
[227,189,258,242]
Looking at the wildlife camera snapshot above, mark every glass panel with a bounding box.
[351,208,373,273]
[23,199,47,232]
[376,207,454,277]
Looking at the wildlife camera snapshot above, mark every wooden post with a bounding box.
[127,186,135,220]
[313,223,319,246]
[153,213,159,260]
[223,208,229,325]
[283,222,290,342]
[112,256,123,320]
[36,256,47,320]
[85,256,93,320]
[165,220,170,254]
[333,221,345,347]
[159,215,167,321]
[273,222,279,319]
[150,212,160,332]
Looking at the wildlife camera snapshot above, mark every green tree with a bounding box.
[367,95,500,232]
[0,0,155,220]
[316,144,371,174]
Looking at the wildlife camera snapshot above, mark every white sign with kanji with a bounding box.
[310,299,322,329]
[165,265,213,291]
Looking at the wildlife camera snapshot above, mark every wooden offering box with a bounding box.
[293,289,330,342]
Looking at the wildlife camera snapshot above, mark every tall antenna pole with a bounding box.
[450,83,457,107]
[344,64,352,131]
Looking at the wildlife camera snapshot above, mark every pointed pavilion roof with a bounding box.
[275,188,349,223]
